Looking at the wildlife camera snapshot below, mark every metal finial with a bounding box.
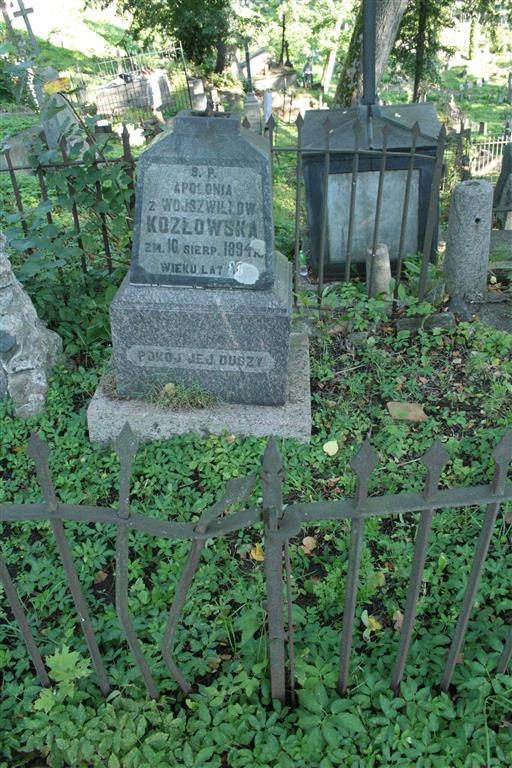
[492,432,512,494]
[262,437,283,475]
[27,432,58,512]
[421,440,450,501]
[350,439,378,508]
[114,422,138,519]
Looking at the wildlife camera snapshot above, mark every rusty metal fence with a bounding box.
[0,123,136,275]
[1,424,511,704]
[253,114,447,304]
[0,111,507,301]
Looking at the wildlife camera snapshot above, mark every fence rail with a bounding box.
[0,112,509,303]
[1,424,511,703]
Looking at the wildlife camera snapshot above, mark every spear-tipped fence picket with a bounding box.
[1,425,511,704]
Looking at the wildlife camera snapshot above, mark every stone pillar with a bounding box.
[443,180,493,300]
[366,243,392,298]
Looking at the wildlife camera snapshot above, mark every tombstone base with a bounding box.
[110,253,292,406]
[87,332,311,444]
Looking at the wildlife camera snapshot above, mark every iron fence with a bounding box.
[72,46,192,118]
[0,123,136,274]
[0,111,507,302]
[253,113,446,303]
[0,424,511,703]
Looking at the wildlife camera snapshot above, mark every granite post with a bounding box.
[366,243,392,298]
[443,179,493,300]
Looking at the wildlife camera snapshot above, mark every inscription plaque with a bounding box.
[127,345,274,373]
[135,164,266,286]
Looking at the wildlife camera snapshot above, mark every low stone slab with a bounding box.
[88,333,311,444]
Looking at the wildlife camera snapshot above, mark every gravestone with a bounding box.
[0,232,62,417]
[39,67,82,150]
[110,110,291,406]
[301,104,441,278]
[443,179,493,301]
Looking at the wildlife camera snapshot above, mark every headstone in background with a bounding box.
[93,69,172,117]
[301,104,441,279]
[494,142,512,230]
[110,110,291,406]
[243,92,262,133]
[39,67,82,150]
[478,121,487,134]
[508,72,512,105]
[0,123,42,172]
[443,179,493,300]
[187,77,207,111]
[0,232,62,417]
[263,90,273,125]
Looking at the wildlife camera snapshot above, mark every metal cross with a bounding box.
[13,0,39,55]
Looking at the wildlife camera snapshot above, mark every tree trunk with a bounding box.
[214,39,227,73]
[321,15,344,95]
[334,0,408,107]
[468,15,477,59]
[413,0,428,102]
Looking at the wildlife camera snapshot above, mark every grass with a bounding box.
[102,370,219,410]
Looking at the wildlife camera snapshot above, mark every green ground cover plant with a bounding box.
[0,44,510,767]
[0,274,511,767]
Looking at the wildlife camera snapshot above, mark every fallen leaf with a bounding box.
[323,440,339,456]
[387,401,427,423]
[301,536,317,554]
[505,509,512,525]
[374,571,386,587]
[250,542,265,562]
[94,570,108,585]
[225,434,236,444]
[393,610,404,631]
[368,615,383,633]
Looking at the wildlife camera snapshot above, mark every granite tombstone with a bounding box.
[110,110,292,406]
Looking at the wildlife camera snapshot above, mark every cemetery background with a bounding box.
[0,2,511,767]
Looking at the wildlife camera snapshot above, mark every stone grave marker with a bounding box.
[443,179,493,301]
[0,232,62,417]
[109,110,293,407]
[130,112,273,289]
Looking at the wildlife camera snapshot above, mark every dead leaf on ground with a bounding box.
[94,570,108,585]
[323,440,339,456]
[387,401,428,423]
[505,509,512,525]
[393,610,404,631]
[301,536,317,555]
[250,542,265,562]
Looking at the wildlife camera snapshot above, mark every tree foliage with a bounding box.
[87,0,232,71]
